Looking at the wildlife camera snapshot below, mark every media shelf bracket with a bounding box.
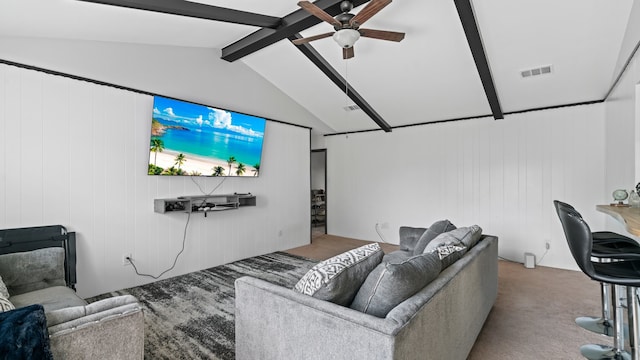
[154,193,256,215]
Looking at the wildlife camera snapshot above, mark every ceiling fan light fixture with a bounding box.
[333,29,360,48]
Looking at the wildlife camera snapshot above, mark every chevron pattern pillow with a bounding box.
[293,243,384,306]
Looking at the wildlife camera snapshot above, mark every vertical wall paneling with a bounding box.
[636,82,640,182]
[326,105,606,270]
[604,31,640,235]
[0,66,6,224]
[0,65,311,297]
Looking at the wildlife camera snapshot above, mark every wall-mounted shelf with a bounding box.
[154,193,256,214]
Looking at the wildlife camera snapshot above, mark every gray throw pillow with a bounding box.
[293,243,384,306]
[0,292,15,312]
[412,219,457,255]
[423,225,483,268]
[0,275,9,298]
[350,252,442,318]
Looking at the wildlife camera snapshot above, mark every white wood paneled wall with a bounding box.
[0,64,311,298]
[326,104,606,270]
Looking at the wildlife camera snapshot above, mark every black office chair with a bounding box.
[555,200,640,337]
[556,202,640,360]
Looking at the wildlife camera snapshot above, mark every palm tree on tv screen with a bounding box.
[212,166,225,177]
[150,138,164,166]
[252,163,260,176]
[236,163,246,176]
[174,153,186,170]
[227,156,236,176]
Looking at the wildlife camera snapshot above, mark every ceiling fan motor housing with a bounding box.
[334,12,356,30]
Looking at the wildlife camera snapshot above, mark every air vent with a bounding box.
[521,65,552,78]
[343,104,361,112]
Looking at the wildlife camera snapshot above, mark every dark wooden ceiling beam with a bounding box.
[221,0,368,62]
[453,0,503,120]
[76,0,281,28]
[290,34,392,132]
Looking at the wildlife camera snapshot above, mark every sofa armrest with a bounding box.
[235,277,401,360]
[398,226,427,252]
[47,295,144,360]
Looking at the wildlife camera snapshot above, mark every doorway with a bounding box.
[311,149,327,238]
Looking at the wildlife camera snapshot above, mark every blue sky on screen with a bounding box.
[152,96,265,137]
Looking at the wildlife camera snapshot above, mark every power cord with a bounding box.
[375,223,388,243]
[498,248,549,266]
[190,176,227,196]
[126,212,192,279]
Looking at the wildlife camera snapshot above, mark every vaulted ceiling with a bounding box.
[0,0,635,134]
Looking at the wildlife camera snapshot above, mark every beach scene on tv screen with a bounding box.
[149,96,266,177]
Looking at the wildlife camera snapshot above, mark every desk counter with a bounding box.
[596,205,640,237]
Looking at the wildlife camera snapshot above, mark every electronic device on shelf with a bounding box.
[154,194,257,214]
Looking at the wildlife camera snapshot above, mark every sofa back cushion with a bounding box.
[350,252,442,318]
[413,220,457,255]
[398,226,427,252]
[293,243,384,306]
[0,248,66,296]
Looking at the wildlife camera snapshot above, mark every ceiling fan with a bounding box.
[292,0,405,59]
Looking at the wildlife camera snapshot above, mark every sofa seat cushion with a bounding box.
[350,252,442,318]
[293,243,384,306]
[413,220,457,255]
[0,304,54,359]
[0,248,66,296]
[10,286,87,313]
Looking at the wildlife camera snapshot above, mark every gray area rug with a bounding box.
[87,252,316,360]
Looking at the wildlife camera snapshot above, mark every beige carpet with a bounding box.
[470,260,612,360]
[290,234,617,359]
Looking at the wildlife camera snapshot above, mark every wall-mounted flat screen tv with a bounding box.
[148,96,266,177]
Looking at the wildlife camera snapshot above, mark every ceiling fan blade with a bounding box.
[343,47,355,59]
[291,32,334,45]
[359,28,405,42]
[349,0,392,27]
[298,1,341,27]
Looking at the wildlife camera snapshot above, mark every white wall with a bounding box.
[604,0,640,235]
[325,104,606,270]
[0,42,312,297]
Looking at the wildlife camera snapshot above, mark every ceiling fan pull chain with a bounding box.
[344,60,349,108]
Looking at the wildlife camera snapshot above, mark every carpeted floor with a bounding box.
[87,252,316,360]
[469,260,609,360]
[88,245,616,360]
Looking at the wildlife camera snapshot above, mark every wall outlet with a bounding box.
[122,253,132,266]
[545,242,550,250]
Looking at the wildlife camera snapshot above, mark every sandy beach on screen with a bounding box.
[150,150,257,176]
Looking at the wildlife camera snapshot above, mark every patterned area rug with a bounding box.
[87,252,316,360]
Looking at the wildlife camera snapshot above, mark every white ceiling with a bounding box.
[0,0,634,134]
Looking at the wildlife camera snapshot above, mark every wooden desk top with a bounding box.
[596,205,640,236]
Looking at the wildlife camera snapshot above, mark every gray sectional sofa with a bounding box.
[235,226,498,360]
[0,225,144,359]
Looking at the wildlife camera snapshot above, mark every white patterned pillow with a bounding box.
[293,243,384,306]
[0,275,9,298]
[0,293,15,312]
